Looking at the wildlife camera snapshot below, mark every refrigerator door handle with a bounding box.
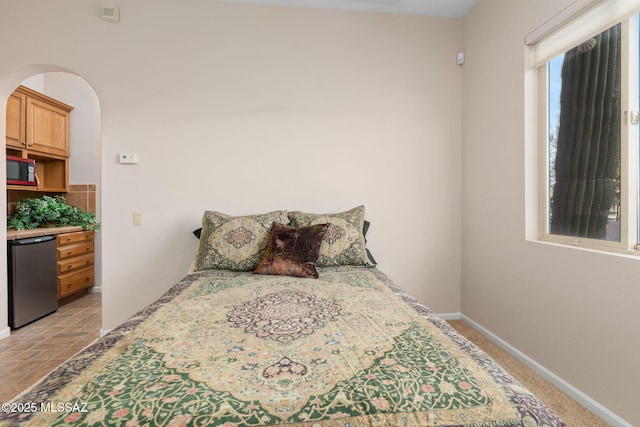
[12,235,56,245]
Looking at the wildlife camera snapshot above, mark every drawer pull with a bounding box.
[67,283,72,288]
[66,237,72,241]
[67,251,73,256]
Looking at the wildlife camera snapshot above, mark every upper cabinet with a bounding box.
[6,86,73,192]
[6,91,27,151]
[6,85,73,158]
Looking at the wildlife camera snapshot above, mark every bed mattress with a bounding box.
[0,266,564,427]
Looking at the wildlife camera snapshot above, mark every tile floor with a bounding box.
[0,293,101,403]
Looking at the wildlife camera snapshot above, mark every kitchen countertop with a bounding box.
[6,226,84,240]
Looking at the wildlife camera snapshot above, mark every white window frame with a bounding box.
[533,2,640,254]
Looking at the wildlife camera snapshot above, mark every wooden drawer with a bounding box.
[57,230,93,246]
[57,253,94,274]
[57,241,94,260]
[58,266,94,298]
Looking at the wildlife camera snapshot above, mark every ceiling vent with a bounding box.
[101,5,120,23]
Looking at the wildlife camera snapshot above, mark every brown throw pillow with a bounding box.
[254,222,329,278]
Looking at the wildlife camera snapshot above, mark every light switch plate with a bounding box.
[133,212,143,226]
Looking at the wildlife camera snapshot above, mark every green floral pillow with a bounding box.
[192,210,288,272]
[254,222,329,278]
[287,205,375,267]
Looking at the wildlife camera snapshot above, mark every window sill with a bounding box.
[527,237,640,259]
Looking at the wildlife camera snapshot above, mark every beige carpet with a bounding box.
[447,320,610,427]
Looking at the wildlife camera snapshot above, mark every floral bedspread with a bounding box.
[0,267,565,427]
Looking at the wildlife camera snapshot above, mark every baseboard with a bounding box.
[461,314,633,427]
[435,312,462,320]
[0,326,10,340]
[89,286,102,293]
[100,328,111,337]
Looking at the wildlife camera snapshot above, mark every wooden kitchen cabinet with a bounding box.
[5,90,26,150]
[5,85,72,192]
[7,85,72,157]
[56,230,94,303]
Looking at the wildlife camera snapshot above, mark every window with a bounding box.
[536,5,640,253]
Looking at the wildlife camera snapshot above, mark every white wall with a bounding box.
[0,1,462,338]
[463,1,639,425]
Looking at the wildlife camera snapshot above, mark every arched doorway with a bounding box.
[0,65,102,340]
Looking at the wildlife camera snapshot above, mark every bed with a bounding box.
[0,207,565,427]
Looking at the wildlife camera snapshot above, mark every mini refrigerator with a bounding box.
[7,235,58,328]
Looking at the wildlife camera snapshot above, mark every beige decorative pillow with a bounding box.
[192,210,289,272]
[287,205,374,267]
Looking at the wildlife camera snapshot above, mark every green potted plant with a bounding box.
[7,195,100,231]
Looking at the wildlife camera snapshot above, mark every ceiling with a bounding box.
[211,0,478,18]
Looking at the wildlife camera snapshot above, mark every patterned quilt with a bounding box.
[0,267,565,427]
